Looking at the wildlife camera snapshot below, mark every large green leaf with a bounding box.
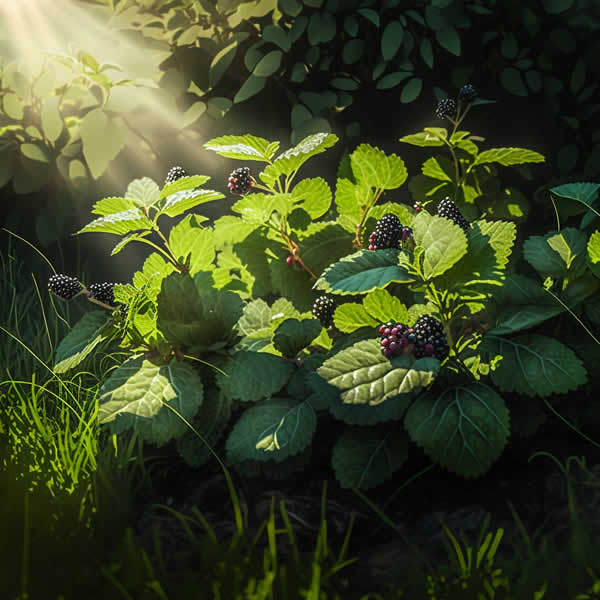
[168,215,215,274]
[99,356,204,446]
[362,288,410,324]
[480,334,587,397]
[80,109,124,179]
[204,134,279,162]
[125,177,160,208]
[332,427,409,489]
[314,249,413,295]
[91,197,137,217]
[550,182,600,218]
[473,147,545,167]
[291,177,332,219]
[231,193,284,224]
[75,208,153,236]
[158,175,210,201]
[53,311,112,373]
[350,144,408,190]
[317,339,439,406]
[273,318,321,357]
[412,213,468,279]
[160,188,224,218]
[216,351,294,402]
[226,397,316,464]
[333,303,379,333]
[524,229,587,279]
[381,20,404,61]
[334,178,372,228]
[404,382,509,478]
[40,97,63,143]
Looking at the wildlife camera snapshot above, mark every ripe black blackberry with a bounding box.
[165,166,187,185]
[89,282,117,307]
[312,296,335,327]
[227,167,253,195]
[458,84,477,104]
[435,98,457,120]
[48,274,83,300]
[369,214,401,250]
[437,197,470,231]
[412,315,449,360]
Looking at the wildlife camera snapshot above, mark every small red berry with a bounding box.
[286,255,294,266]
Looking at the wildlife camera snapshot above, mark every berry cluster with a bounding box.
[227,167,253,195]
[368,214,413,251]
[436,84,478,120]
[437,197,470,231]
[378,315,449,361]
[48,274,83,300]
[312,296,335,327]
[89,282,117,307]
[165,166,187,185]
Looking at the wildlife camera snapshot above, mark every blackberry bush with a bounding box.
[368,214,412,250]
[227,167,253,195]
[458,84,477,104]
[165,166,187,185]
[88,282,117,307]
[412,315,449,360]
[437,197,470,231]
[312,296,335,327]
[435,98,457,120]
[48,274,83,300]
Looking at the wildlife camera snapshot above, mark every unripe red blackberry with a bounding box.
[48,274,83,300]
[435,98,457,120]
[89,282,117,307]
[227,167,253,195]
[458,84,477,104]
[412,315,449,361]
[312,296,335,327]
[437,197,470,231]
[165,166,187,185]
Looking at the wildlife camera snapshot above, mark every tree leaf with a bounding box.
[209,40,239,89]
[400,77,423,103]
[435,27,461,55]
[381,20,404,61]
[40,97,63,143]
[404,382,509,477]
[80,109,124,179]
[234,74,267,103]
[500,67,528,96]
[376,71,412,90]
[332,427,409,489]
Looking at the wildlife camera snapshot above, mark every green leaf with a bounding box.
[358,8,380,27]
[168,215,215,274]
[381,21,404,61]
[314,249,413,295]
[125,177,160,208]
[481,334,587,397]
[99,356,204,446]
[280,0,302,16]
[474,147,545,167]
[550,182,599,217]
[217,351,294,402]
[400,77,423,103]
[111,231,152,256]
[273,318,322,357]
[500,68,528,96]
[404,382,509,478]
[523,229,587,279]
[262,24,291,52]
[75,208,153,236]
[588,230,600,278]
[231,193,284,224]
[3,93,24,119]
[307,12,336,45]
[291,118,331,146]
[91,197,138,216]
[435,27,461,55]
[412,212,468,279]
[158,175,210,201]
[546,228,588,277]
[54,311,111,373]
[317,339,439,406]
[331,77,359,91]
[176,388,232,467]
[209,41,239,89]
[333,303,379,333]
[332,427,409,489]
[80,109,124,179]
[420,39,434,68]
[226,397,316,463]
[376,71,412,90]
[40,97,63,143]
[181,101,206,127]
[291,177,332,219]
[20,143,49,163]
[235,74,267,104]
[350,144,408,190]
[263,133,338,179]
[343,39,365,64]
[204,134,278,162]
[362,288,409,324]
[160,187,224,218]
[335,178,371,226]
[399,128,447,147]
[422,157,452,181]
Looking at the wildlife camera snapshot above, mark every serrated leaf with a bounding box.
[334,178,372,226]
[588,230,600,278]
[317,339,439,406]
[125,177,160,208]
[350,144,407,190]
[91,196,137,216]
[523,230,584,278]
[99,356,203,445]
[422,156,453,181]
[273,318,322,357]
[226,397,316,464]
[314,249,413,295]
[399,129,447,147]
[204,134,278,162]
[160,188,224,219]
[412,213,468,279]
[332,427,409,489]
[158,176,211,201]
[474,147,545,167]
[217,351,294,402]
[333,303,379,333]
[551,182,600,217]
[111,230,152,256]
[75,208,153,236]
[231,193,283,224]
[404,382,509,477]
[168,215,215,274]
[291,177,332,219]
[481,334,587,397]
[53,311,111,373]
[362,288,410,324]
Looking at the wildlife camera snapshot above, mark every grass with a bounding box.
[3,243,600,599]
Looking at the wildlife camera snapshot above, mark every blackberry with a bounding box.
[412,315,449,361]
[435,98,457,120]
[48,274,82,300]
[378,321,411,358]
[368,214,403,250]
[165,166,187,185]
[89,282,117,307]
[437,197,470,231]
[312,296,335,327]
[227,167,253,195]
[458,84,477,104]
